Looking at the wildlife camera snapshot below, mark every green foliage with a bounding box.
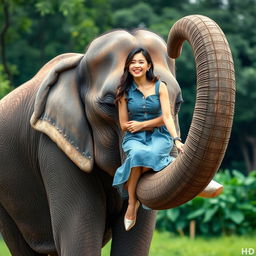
[0,240,11,256]
[113,2,157,29]
[0,65,13,99]
[235,67,256,123]
[156,170,256,236]
[1,0,112,86]
[35,0,56,15]
[150,7,184,40]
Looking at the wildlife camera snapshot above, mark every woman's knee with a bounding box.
[130,148,150,160]
[141,167,151,174]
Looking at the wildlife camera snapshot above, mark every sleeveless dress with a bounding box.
[113,80,175,199]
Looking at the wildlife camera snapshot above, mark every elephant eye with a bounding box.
[98,94,117,115]
[99,94,116,106]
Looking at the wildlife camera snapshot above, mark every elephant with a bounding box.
[0,15,235,256]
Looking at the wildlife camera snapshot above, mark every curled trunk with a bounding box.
[137,15,236,210]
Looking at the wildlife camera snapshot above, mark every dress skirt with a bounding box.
[113,126,174,199]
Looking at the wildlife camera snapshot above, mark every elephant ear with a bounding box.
[30,54,94,172]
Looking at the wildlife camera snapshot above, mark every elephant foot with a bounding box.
[197,180,223,198]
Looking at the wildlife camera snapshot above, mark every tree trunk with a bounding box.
[0,0,12,84]
[189,220,196,239]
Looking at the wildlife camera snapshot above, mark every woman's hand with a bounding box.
[175,140,184,153]
[126,121,146,133]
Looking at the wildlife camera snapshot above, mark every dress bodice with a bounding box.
[126,80,162,122]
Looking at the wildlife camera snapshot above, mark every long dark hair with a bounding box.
[115,47,158,104]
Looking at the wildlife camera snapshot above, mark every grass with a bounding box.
[0,240,11,256]
[147,232,256,256]
[1,232,256,256]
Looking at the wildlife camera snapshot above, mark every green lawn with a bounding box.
[0,240,11,256]
[1,232,255,256]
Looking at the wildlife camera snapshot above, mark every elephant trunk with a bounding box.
[137,15,235,210]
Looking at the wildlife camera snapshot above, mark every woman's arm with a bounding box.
[126,116,164,132]
[159,82,184,153]
[118,94,164,132]
[118,95,129,131]
[141,116,164,128]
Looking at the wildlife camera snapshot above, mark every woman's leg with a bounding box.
[125,166,142,219]
[141,167,151,174]
[125,166,152,219]
[124,167,150,190]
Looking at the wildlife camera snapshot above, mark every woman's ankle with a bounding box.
[128,199,136,206]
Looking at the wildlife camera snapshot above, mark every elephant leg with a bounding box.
[0,204,46,256]
[110,200,157,256]
[38,135,106,256]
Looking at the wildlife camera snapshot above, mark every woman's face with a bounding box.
[128,52,151,79]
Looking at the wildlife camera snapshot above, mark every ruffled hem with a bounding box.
[113,155,175,185]
[113,156,175,206]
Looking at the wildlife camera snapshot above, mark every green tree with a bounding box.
[0,64,13,99]
[0,0,112,88]
[0,0,12,83]
[112,3,157,29]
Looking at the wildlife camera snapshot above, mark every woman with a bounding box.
[113,47,184,231]
[113,47,223,231]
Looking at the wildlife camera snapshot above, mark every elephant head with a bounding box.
[31,15,235,210]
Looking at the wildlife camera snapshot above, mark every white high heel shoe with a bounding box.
[197,180,223,198]
[124,201,140,231]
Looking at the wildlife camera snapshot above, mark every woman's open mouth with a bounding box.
[132,69,142,74]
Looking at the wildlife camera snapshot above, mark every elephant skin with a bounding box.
[0,15,235,255]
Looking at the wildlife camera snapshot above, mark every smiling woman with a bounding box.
[129,53,150,78]
[113,47,185,231]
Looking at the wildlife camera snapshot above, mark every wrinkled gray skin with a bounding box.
[0,30,180,256]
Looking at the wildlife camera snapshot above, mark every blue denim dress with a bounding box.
[113,80,174,199]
